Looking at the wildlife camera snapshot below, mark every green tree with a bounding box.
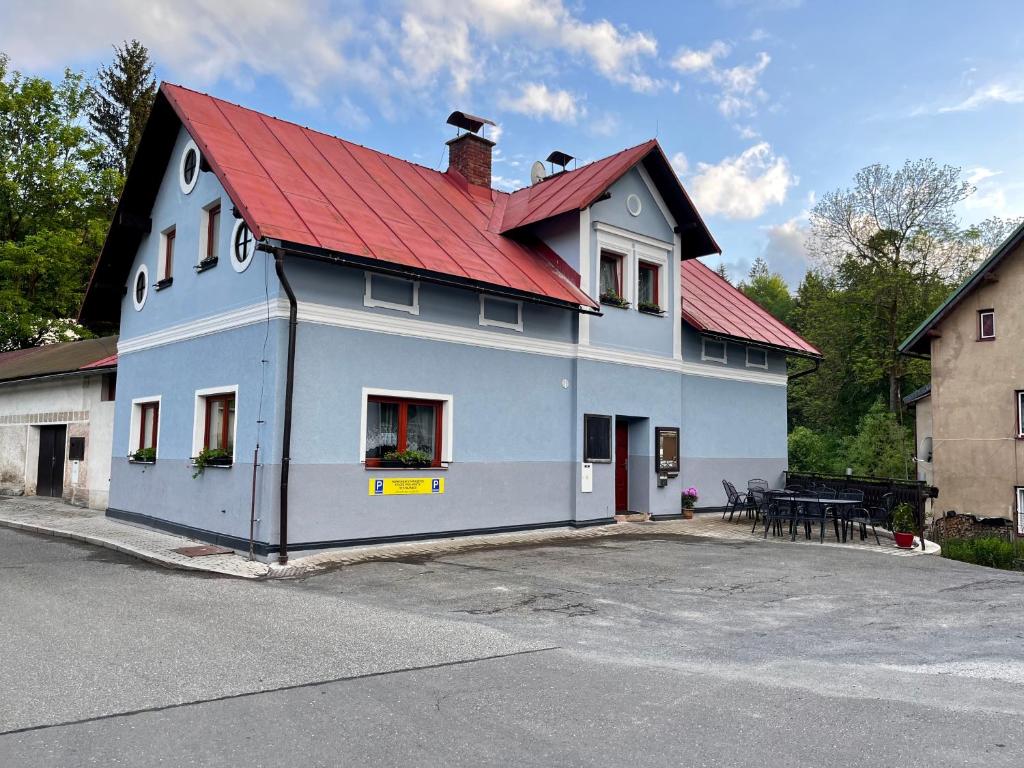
[842,402,914,479]
[788,426,841,474]
[809,159,973,413]
[0,55,118,349]
[739,256,794,324]
[88,40,156,175]
[714,262,730,283]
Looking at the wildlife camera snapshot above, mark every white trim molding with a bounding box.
[636,163,677,229]
[128,395,162,458]
[593,222,673,252]
[478,295,523,332]
[118,298,788,387]
[364,272,420,315]
[191,384,239,459]
[359,387,454,464]
[579,206,592,346]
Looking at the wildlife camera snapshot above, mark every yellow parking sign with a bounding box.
[368,477,445,496]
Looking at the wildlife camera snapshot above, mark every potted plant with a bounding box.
[681,487,698,519]
[637,300,664,315]
[381,449,432,468]
[890,503,917,548]
[600,289,630,309]
[129,446,156,464]
[191,447,233,478]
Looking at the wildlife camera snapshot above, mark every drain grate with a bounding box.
[172,544,234,557]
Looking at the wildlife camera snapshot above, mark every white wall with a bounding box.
[0,373,115,509]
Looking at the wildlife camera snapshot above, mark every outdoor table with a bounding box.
[765,495,861,541]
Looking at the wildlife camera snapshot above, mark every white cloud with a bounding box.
[938,83,1024,113]
[684,142,795,219]
[671,40,730,73]
[670,151,689,175]
[501,83,584,123]
[964,167,1007,212]
[761,215,811,289]
[671,40,771,117]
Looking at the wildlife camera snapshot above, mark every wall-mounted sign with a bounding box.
[655,427,680,474]
[368,477,445,496]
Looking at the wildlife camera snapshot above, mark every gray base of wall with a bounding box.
[106,507,615,558]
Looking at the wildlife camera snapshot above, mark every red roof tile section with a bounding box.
[682,260,820,356]
[501,141,657,231]
[161,84,597,309]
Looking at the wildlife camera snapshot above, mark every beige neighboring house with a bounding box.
[0,337,118,509]
[900,224,1024,533]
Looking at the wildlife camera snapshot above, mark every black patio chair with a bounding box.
[722,480,749,522]
[793,493,841,542]
[841,503,882,545]
[761,492,798,539]
[747,487,769,531]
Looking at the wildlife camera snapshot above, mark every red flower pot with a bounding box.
[893,531,915,549]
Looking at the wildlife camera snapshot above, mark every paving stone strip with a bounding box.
[0,497,936,580]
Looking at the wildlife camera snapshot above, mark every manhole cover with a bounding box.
[173,544,234,557]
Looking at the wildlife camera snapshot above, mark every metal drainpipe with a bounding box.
[271,246,297,565]
[788,357,821,380]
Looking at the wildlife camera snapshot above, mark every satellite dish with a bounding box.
[530,160,546,185]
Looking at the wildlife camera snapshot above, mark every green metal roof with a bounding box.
[899,220,1024,357]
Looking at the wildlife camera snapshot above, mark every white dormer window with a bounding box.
[479,295,523,331]
[746,347,768,369]
[364,273,419,315]
[179,139,200,195]
[701,338,727,364]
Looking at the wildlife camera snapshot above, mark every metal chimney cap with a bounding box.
[546,150,574,168]
[446,111,496,134]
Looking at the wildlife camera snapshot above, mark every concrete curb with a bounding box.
[0,517,270,579]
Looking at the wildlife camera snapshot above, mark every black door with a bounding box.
[36,425,66,498]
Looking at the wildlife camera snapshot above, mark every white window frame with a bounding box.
[478,295,523,332]
[128,396,162,458]
[132,264,149,311]
[746,346,768,369]
[979,309,995,340]
[199,198,221,264]
[364,272,420,315]
[191,385,239,460]
[359,387,453,464]
[179,139,200,195]
[1017,487,1024,535]
[1017,391,1024,438]
[701,337,728,364]
[230,218,255,273]
[594,225,671,311]
[157,225,175,282]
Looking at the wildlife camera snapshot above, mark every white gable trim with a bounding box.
[636,163,677,230]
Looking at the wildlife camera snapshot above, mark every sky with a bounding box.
[3,0,1024,287]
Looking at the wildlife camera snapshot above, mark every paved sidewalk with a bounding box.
[0,497,937,579]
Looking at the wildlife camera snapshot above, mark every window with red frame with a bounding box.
[638,261,659,307]
[138,401,159,451]
[162,227,175,281]
[206,203,221,260]
[599,251,622,298]
[203,393,235,453]
[365,396,442,466]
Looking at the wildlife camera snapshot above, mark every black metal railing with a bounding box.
[784,471,930,550]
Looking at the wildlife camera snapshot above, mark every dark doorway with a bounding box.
[36,425,66,498]
[615,420,629,512]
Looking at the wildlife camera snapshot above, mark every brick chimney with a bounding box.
[447,132,494,188]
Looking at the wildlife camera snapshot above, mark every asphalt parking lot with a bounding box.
[2,524,1023,767]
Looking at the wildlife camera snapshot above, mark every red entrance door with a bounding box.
[615,421,629,512]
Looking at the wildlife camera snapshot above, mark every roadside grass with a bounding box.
[941,537,1024,571]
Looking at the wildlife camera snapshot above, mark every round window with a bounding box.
[132,264,149,310]
[179,139,201,194]
[231,219,255,272]
[626,193,642,217]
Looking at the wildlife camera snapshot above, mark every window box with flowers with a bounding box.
[637,300,665,316]
[600,290,630,309]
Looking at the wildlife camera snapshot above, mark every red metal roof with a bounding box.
[80,353,118,370]
[682,260,820,357]
[161,84,597,309]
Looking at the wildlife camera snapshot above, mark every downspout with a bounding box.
[267,244,297,565]
[788,357,821,381]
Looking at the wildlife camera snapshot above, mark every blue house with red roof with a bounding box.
[80,84,819,562]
